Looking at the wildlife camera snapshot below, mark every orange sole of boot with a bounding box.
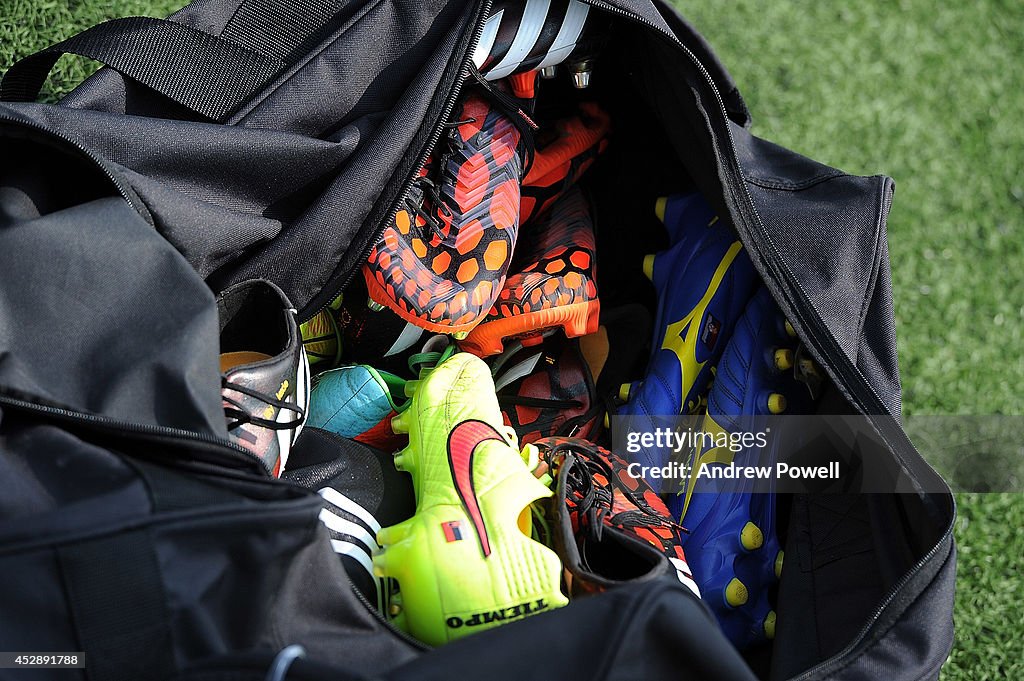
[458,299,601,357]
[363,267,488,336]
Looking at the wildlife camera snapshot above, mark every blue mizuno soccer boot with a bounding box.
[668,286,819,650]
[615,193,759,476]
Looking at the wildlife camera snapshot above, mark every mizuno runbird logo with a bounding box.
[447,419,507,557]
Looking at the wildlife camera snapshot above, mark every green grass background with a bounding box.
[2,1,1021,678]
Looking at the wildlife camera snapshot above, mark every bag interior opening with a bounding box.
[528,13,949,678]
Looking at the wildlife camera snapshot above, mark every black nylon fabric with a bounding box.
[384,577,759,681]
[0,118,421,680]
[0,117,224,435]
[0,411,420,681]
[57,529,174,681]
[732,126,903,418]
[818,539,956,681]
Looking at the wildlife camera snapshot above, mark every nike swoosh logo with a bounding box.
[447,419,507,557]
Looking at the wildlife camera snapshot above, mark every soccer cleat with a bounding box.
[373,353,567,645]
[520,102,610,226]
[283,428,415,614]
[218,280,310,477]
[485,304,652,446]
[489,334,601,446]
[333,278,430,377]
[668,287,819,649]
[299,297,344,368]
[460,186,599,357]
[362,87,531,335]
[615,193,759,475]
[473,0,593,82]
[306,337,456,452]
[305,364,409,453]
[532,436,700,599]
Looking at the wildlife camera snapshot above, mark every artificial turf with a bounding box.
[676,3,1024,678]
[2,1,1021,679]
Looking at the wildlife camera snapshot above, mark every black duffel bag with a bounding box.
[0,1,955,680]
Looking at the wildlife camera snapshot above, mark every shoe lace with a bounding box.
[405,68,539,242]
[467,64,538,172]
[405,118,477,242]
[490,339,584,412]
[543,442,687,542]
[221,377,305,431]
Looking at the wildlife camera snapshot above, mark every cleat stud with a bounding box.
[775,550,784,578]
[618,382,632,402]
[603,412,610,429]
[642,254,656,282]
[568,59,593,89]
[767,393,787,414]
[740,521,764,550]
[452,331,469,340]
[655,197,668,223]
[403,380,420,398]
[764,611,777,639]
[391,411,410,434]
[784,320,797,338]
[539,65,558,79]
[774,348,794,371]
[725,578,748,607]
[367,298,386,312]
[388,602,402,617]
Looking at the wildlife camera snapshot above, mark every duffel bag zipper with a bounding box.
[0,114,151,224]
[0,391,268,475]
[578,2,954,678]
[348,578,430,651]
[300,0,495,322]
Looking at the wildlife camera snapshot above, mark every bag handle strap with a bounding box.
[57,528,173,681]
[0,16,283,121]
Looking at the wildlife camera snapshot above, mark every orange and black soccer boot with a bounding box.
[521,102,610,226]
[363,83,534,336]
[486,304,652,446]
[530,436,701,599]
[460,186,599,357]
[489,333,601,446]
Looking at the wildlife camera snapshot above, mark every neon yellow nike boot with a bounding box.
[373,352,567,645]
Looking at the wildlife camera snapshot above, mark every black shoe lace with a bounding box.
[543,442,687,543]
[405,67,539,243]
[466,63,538,172]
[221,376,305,431]
[405,118,474,242]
